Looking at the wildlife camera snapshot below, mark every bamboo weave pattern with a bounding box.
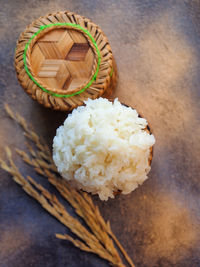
[15,11,117,111]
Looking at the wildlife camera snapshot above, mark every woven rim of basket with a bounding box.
[15,11,115,110]
[24,23,100,96]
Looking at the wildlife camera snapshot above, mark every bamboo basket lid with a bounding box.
[15,11,117,111]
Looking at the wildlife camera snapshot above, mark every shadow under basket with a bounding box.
[15,11,117,111]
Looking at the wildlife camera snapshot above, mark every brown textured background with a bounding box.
[0,0,200,266]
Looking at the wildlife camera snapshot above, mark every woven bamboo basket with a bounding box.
[15,11,117,111]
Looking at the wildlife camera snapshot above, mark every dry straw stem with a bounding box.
[4,103,52,162]
[0,149,123,266]
[2,103,135,267]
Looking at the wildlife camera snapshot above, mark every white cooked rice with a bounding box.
[53,98,155,200]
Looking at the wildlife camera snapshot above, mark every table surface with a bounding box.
[0,0,200,266]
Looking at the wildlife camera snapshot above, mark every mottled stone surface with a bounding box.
[0,0,200,266]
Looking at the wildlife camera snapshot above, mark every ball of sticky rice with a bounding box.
[53,98,155,200]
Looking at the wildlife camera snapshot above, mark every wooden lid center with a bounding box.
[30,28,95,93]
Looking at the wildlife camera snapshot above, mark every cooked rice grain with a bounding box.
[53,98,155,200]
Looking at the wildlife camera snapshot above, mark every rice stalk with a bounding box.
[2,103,135,267]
